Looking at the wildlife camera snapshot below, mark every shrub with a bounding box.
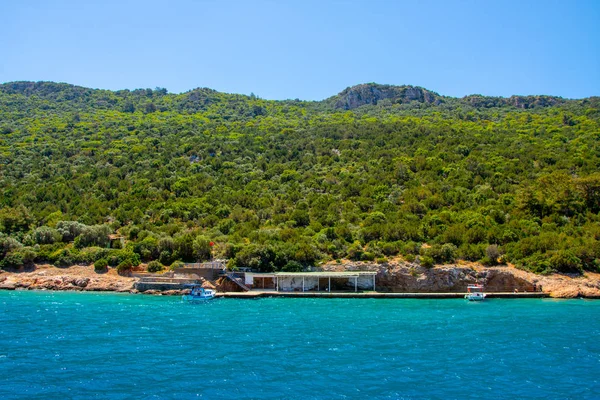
[0,205,33,235]
[217,219,235,235]
[517,253,553,274]
[326,244,340,259]
[129,252,141,267]
[466,226,487,244]
[169,260,185,270]
[74,224,111,249]
[480,256,495,266]
[549,250,582,274]
[440,243,458,263]
[376,257,388,264]
[346,242,363,261]
[0,236,22,257]
[92,248,111,262]
[56,221,87,242]
[573,244,600,272]
[53,249,73,267]
[422,243,457,264]
[128,226,140,240]
[231,244,270,272]
[117,259,133,275]
[158,236,175,253]
[420,255,435,269]
[282,260,303,272]
[458,243,485,261]
[159,250,175,266]
[223,243,239,259]
[16,248,36,264]
[361,251,376,261]
[108,255,119,267]
[94,258,108,272]
[0,252,24,270]
[404,253,416,263]
[103,249,140,267]
[133,235,159,261]
[32,226,61,245]
[401,241,420,256]
[173,231,196,262]
[73,246,102,264]
[292,241,320,265]
[485,245,501,265]
[381,241,400,256]
[147,260,163,273]
[34,243,63,263]
[442,224,465,246]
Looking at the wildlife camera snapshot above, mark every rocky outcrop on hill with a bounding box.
[330,83,442,110]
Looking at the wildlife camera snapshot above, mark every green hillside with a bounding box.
[1,81,599,274]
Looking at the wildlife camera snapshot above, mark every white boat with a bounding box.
[182,285,216,301]
[465,284,486,301]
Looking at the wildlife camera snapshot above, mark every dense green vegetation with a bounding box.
[1,81,599,274]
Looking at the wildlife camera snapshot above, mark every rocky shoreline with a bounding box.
[0,265,136,293]
[1,262,599,298]
[323,260,600,298]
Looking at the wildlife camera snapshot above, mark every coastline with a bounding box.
[1,262,599,299]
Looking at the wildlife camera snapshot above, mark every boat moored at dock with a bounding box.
[182,285,216,301]
[465,284,486,301]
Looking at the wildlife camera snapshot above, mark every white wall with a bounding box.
[278,276,319,291]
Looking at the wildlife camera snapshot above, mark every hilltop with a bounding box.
[1,81,595,113]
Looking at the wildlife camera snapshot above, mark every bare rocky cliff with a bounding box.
[323,261,600,298]
[330,83,442,110]
[325,83,575,111]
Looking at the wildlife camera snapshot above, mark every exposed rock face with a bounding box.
[214,276,244,292]
[375,265,534,293]
[0,265,135,292]
[508,95,564,109]
[322,261,600,298]
[2,263,599,298]
[331,83,442,110]
[323,262,528,292]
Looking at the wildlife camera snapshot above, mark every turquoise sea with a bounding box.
[0,291,599,399]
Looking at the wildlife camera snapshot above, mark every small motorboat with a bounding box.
[182,285,216,301]
[465,284,486,301]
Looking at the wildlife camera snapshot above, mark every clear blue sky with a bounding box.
[1,0,598,100]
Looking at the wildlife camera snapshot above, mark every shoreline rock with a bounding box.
[0,262,599,298]
[322,260,600,298]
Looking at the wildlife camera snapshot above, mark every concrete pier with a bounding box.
[215,291,549,299]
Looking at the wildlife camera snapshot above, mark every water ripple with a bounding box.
[0,292,599,399]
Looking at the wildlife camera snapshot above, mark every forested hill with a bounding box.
[2,81,596,115]
[0,81,599,275]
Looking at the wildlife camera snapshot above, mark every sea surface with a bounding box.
[0,291,599,399]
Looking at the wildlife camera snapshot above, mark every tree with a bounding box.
[0,206,32,235]
[193,236,212,262]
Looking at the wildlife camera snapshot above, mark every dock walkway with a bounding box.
[216,291,548,299]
